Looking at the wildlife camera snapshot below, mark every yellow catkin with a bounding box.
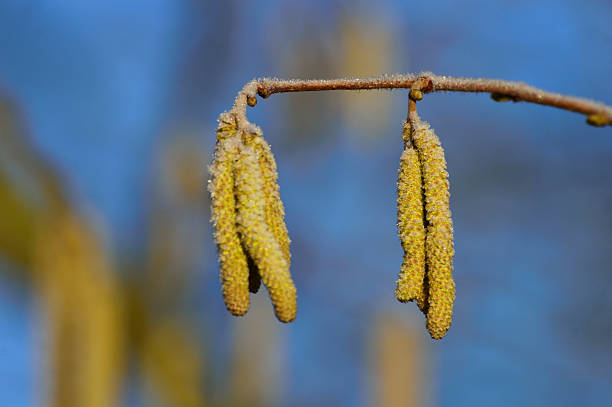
[410,119,455,340]
[209,118,251,316]
[394,141,428,312]
[233,138,297,323]
[252,134,291,264]
[240,127,291,295]
[243,127,291,293]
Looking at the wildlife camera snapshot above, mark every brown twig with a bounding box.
[250,72,612,127]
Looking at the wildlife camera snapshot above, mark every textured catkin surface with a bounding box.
[242,130,291,294]
[233,141,297,323]
[209,136,251,316]
[251,134,291,265]
[395,145,427,312]
[411,120,455,340]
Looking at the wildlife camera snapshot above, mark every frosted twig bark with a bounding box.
[249,72,612,126]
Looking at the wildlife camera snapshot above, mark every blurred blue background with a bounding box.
[0,1,611,406]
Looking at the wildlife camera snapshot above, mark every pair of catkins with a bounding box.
[394,113,455,339]
[209,109,455,338]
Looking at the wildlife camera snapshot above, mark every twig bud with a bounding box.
[490,92,513,102]
[409,89,423,101]
[586,113,607,127]
[247,95,257,107]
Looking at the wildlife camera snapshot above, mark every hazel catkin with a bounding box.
[233,137,297,323]
[209,118,251,316]
[249,129,291,264]
[410,119,455,340]
[241,126,291,294]
[394,139,427,312]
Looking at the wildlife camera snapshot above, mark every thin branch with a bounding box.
[251,72,612,127]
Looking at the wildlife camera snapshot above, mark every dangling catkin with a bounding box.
[410,118,455,340]
[233,136,297,323]
[209,116,251,316]
[251,132,291,265]
[240,126,291,294]
[394,131,428,312]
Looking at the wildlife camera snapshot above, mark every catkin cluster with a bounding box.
[395,115,455,340]
[209,113,296,322]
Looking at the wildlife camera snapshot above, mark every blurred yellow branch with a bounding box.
[0,171,38,268]
[138,318,208,407]
[34,211,125,407]
[1,95,126,407]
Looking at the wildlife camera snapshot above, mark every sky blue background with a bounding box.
[1,1,612,406]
